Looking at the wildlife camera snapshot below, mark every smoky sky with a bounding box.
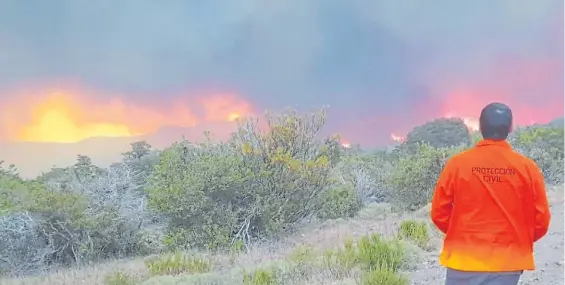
[0,0,563,144]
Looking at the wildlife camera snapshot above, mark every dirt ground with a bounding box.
[409,185,564,285]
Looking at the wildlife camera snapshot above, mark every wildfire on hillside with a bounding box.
[0,78,561,145]
[0,87,254,143]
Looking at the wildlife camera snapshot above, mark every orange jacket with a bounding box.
[431,139,551,272]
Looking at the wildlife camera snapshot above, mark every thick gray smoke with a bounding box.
[0,0,562,144]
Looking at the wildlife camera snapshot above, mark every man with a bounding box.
[430,102,551,285]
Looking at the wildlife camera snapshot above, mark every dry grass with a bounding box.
[3,186,559,285]
[0,202,431,285]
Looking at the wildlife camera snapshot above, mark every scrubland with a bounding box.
[0,108,563,285]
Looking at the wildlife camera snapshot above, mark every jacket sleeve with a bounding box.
[431,158,455,234]
[530,163,551,242]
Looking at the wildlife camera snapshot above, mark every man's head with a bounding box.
[479,102,513,140]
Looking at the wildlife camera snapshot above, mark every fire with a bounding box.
[337,136,351,148]
[388,115,478,143]
[227,112,241,122]
[461,117,480,131]
[20,108,136,143]
[0,87,254,143]
[15,92,137,143]
[444,112,480,132]
[199,95,252,122]
[390,133,405,142]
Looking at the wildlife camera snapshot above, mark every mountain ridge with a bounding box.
[0,122,239,178]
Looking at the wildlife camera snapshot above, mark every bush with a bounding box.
[404,118,471,151]
[510,124,564,183]
[35,158,150,264]
[0,145,155,276]
[331,149,396,204]
[317,184,361,219]
[356,234,405,272]
[0,212,52,276]
[397,220,430,249]
[146,108,342,250]
[510,124,564,156]
[146,141,242,250]
[0,171,92,275]
[324,234,405,273]
[387,144,465,211]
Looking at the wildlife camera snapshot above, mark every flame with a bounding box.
[199,95,252,122]
[388,115,478,142]
[0,87,254,143]
[461,117,480,131]
[337,135,351,148]
[444,112,480,131]
[227,112,241,122]
[390,133,405,142]
[15,92,137,143]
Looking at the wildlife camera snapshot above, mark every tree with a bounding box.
[404,118,471,150]
[121,141,160,191]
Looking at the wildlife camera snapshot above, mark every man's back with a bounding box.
[431,139,551,272]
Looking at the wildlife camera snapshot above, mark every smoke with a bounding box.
[0,0,562,145]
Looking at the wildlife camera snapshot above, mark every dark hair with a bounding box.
[479,102,513,140]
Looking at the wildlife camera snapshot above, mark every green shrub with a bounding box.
[144,251,212,276]
[356,234,405,272]
[147,143,241,250]
[317,185,361,219]
[511,124,564,154]
[146,109,342,249]
[0,170,97,274]
[404,118,471,151]
[331,150,396,204]
[387,144,465,210]
[397,220,430,249]
[510,124,564,183]
[325,234,406,273]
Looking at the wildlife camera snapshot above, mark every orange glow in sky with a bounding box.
[0,87,254,143]
[17,92,138,142]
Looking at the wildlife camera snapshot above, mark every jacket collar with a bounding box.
[475,139,512,149]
